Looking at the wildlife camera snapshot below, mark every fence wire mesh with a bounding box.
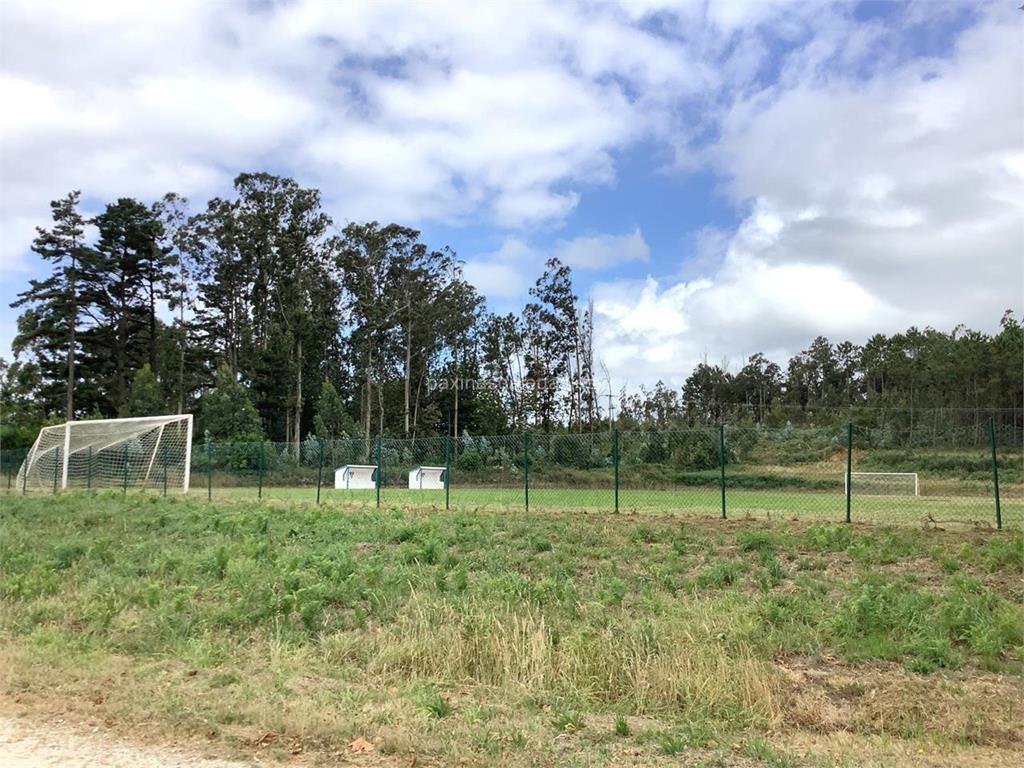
[3,421,1019,529]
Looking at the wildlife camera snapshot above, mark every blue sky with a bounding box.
[1,0,1021,390]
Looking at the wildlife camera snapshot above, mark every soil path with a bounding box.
[0,714,254,768]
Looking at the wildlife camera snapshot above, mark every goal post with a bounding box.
[845,471,919,497]
[16,414,193,494]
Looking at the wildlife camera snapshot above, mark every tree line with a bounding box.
[1,172,1020,449]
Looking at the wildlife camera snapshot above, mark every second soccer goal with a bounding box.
[845,472,919,497]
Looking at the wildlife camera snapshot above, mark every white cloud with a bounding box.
[0,0,712,275]
[593,8,1024,389]
[1,0,1019,388]
[463,228,652,302]
[462,240,537,301]
[554,229,650,270]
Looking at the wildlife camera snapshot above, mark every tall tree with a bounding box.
[152,193,198,414]
[523,258,578,430]
[10,191,89,419]
[188,174,342,447]
[81,198,164,415]
[338,222,416,439]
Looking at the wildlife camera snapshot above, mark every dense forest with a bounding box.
[1,173,1021,450]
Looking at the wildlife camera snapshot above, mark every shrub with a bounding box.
[551,434,596,469]
[669,431,719,471]
[456,451,483,472]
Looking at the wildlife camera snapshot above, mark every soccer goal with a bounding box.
[15,415,193,493]
[845,472,919,497]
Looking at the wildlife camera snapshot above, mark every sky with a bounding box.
[1,0,1021,393]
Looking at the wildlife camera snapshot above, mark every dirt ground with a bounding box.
[3,703,1023,768]
[0,712,253,768]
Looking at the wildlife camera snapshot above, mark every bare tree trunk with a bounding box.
[453,361,459,440]
[412,373,424,439]
[149,283,157,372]
[364,344,373,442]
[177,296,185,414]
[292,338,302,459]
[404,303,411,437]
[65,248,77,421]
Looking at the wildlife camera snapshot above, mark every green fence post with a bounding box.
[258,440,265,500]
[53,447,60,494]
[444,435,451,511]
[990,417,1002,530]
[523,432,530,513]
[719,425,727,520]
[317,438,325,505]
[206,440,212,502]
[122,444,129,494]
[86,446,92,490]
[845,423,853,523]
[613,429,620,513]
[375,434,382,509]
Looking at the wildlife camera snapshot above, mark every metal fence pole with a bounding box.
[523,432,530,513]
[122,444,129,494]
[316,438,325,505]
[718,425,727,520]
[613,429,620,513]
[990,417,1002,530]
[444,435,451,511]
[845,423,853,523]
[375,434,382,509]
[206,440,212,502]
[258,440,265,500]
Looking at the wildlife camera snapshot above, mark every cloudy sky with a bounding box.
[1,0,1021,390]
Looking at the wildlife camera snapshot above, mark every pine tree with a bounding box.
[81,198,166,415]
[126,363,165,416]
[200,365,263,440]
[10,191,88,418]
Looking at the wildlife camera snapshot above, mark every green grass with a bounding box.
[138,482,1024,528]
[1,493,1022,765]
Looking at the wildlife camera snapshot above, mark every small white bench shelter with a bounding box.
[408,466,447,490]
[335,464,378,489]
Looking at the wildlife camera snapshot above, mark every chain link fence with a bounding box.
[2,421,1019,528]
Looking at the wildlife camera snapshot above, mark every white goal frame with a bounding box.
[16,414,193,493]
[845,471,919,497]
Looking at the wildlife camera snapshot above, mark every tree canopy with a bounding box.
[2,173,1021,450]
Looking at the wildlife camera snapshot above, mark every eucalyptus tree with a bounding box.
[337,222,416,439]
[523,258,579,430]
[479,312,527,429]
[187,174,342,447]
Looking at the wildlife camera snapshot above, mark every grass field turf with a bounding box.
[192,483,1019,528]
[1,493,1022,766]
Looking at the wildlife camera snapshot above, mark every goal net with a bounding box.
[15,415,193,493]
[845,472,919,497]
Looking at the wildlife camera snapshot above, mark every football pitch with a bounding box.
[199,484,1016,526]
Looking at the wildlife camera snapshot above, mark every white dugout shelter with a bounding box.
[16,415,193,493]
[408,466,446,489]
[335,464,378,489]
